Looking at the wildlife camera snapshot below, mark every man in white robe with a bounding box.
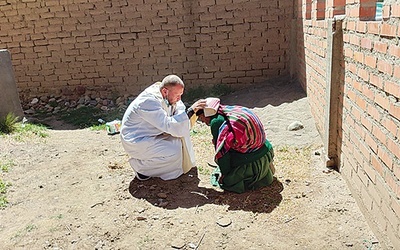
[120,75,206,180]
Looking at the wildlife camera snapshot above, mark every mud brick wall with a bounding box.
[0,0,293,102]
[293,0,400,247]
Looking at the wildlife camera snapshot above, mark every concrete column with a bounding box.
[324,16,345,170]
[0,49,23,119]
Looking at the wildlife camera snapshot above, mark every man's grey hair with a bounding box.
[160,75,184,89]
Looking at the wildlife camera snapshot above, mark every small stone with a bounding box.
[158,201,169,207]
[157,192,167,199]
[171,239,186,249]
[136,216,146,221]
[287,121,304,131]
[188,242,197,249]
[216,217,232,227]
[31,98,39,104]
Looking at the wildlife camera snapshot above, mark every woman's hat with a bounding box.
[189,97,220,128]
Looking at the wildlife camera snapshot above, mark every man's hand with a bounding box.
[190,99,207,113]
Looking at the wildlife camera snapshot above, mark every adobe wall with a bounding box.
[0,0,293,103]
[293,0,400,247]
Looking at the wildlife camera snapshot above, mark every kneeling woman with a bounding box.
[195,98,275,194]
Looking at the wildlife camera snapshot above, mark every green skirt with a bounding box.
[211,147,274,194]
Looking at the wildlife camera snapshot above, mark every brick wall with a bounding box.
[0,0,293,102]
[294,0,400,247]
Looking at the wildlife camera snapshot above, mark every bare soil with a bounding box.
[0,81,382,249]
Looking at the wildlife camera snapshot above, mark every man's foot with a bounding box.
[136,172,151,181]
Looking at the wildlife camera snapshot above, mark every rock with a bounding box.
[158,201,169,207]
[216,217,232,227]
[31,98,39,104]
[171,239,186,249]
[157,192,167,199]
[287,121,304,131]
[188,242,197,249]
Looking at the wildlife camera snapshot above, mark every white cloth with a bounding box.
[120,82,196,180]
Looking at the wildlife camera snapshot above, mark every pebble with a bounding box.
[157,192,167,199]
[171,239,186,249]
[287,121,304,131]
[216,217,232,227]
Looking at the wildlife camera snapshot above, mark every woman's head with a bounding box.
[196,109,212,125]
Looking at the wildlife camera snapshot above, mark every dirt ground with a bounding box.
[0,80,383,249]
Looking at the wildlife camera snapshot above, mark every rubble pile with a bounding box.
[22,94,136,115]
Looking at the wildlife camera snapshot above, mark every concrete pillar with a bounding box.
[324,16,345,170]
[0,49,23,119]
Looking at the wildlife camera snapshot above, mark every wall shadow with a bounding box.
[129,167,283,214]
[219,76,306,109]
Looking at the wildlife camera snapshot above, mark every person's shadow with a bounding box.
[129,167,283,214]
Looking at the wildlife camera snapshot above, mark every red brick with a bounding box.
[381,23,398,38]
[368,22,380,35]
[353,51,364,63]
[349,35,360,46]
[375,92,390,111]
[360,37,372,50]
[392,4,400,17]
[374,41,388,53]
[377,145,393,169]
[377,60,393,75]
[364,54,376,68]
[389,102,400,121]
[388,45,400,58]
[369,73,384,89]
[384,80,400,99]
[371,152,383,176]
[387,137,400,159]
[358,68,369,81]
[394,65,400,80]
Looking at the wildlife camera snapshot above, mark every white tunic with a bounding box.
[120,82,196,180]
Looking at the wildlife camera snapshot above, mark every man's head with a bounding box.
[160,75,185,105]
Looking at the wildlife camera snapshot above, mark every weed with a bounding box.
[0,179,11,209]
[0,158,14,172]
[0,112,19,134]
[0,179,11,194]
[25,224,37,232]
[90,124,106,131]
[197,165,211,176]
[17,123,48,137]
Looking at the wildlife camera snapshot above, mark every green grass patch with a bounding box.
[90,124,107,131]
[0,158,14,173]
[0,179,11,209]
[0,112,19,134]
[8,123,49,141]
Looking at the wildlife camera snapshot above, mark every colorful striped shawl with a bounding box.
[214,105,266,160]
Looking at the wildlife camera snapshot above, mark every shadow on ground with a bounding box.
[220,78,305,108]
[128,168,284,214]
